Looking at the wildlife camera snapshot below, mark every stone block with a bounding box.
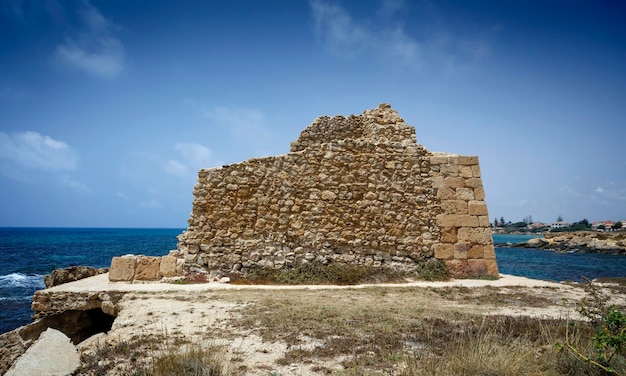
[440,164,459,176]
[468,245,485,259]
[429,155,449,165]
[471,165,481,177]
[454,243,471,259]
[441,200,468,214]
[464,177,483,188]
[109,256,136,282]
[483,245,496,260]
[160,255,178,277]
[468,259,499,277]
[436,214,461,227]
[434,243,454,260]
[436,187,456,200]
[478,215,491,227]
[456,188,474,201]
[468,201,488,215]
[135,256,161,281]
[445,259,469,277]
[458,156,478,165]
[440,227,457,243]
[431,176,445,189]
[444,177,465,189]
[457,227,492,245]
[474,187,485,200]
[460,215,479,227]
[5,328,80,376]
[459,165,473,178]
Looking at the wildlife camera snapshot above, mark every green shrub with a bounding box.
[414,259,449,281]
[557,278,626,375]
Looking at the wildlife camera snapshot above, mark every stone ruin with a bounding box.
[175,104,498,278]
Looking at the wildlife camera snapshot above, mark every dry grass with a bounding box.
[80,333,234,376]
[75,281,626,375]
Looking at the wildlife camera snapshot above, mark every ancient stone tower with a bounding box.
[176,104,498,278]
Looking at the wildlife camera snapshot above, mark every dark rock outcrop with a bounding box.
[43,266,108,288]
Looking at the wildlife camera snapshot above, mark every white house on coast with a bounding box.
[550,221,571,229]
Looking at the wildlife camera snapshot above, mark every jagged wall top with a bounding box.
[290,103,419,153]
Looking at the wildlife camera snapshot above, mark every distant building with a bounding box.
[551,221,570,229]
[528,222,547,230]
[592,221,615,231]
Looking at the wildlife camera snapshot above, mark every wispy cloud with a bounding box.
[165,142,217,178]
[309,0,497,73]
[310,0,369,58]
[183,100,273,155]
[60,174,93,194]
[54,1,124,78]
[594,183,626,202]
[0,131,77,171]
[0,131,92,192]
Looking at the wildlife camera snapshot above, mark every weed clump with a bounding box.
[235,259,450,285]
[556,278,626,375]
[413,259,449,281]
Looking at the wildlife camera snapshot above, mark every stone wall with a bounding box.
[177,104,498,278]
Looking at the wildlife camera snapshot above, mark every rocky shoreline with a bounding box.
[501,231,626,255]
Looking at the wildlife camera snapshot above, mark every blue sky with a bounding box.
[1,0,624,227]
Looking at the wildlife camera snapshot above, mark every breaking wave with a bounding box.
[0,273,45,289]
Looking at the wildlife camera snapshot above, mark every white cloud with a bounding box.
[54,2,124,77]
[309,0,497,73]
[164,159,188,178]
[310,0,369,57]
[165,142,217,178]
[0,131,77,171]
[175,142,213,168]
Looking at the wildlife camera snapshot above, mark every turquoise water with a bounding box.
[0,229,625,334]
[494,233,626,282]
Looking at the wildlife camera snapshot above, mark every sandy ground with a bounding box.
[47,272,568,293]
[46,274,624,375]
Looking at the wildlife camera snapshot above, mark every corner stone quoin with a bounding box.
[176,103,498,278]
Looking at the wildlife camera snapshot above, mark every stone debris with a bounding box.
[109,253,184,282]
[5,328,80,376]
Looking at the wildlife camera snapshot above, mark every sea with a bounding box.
[1,229,625,334]
[0,228,184,335]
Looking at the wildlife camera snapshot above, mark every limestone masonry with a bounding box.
[176,104,498,277]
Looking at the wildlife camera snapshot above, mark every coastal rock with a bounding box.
[513,232,626,254]
[526,238,549,247]
[43,266,108,288]
[5,328,80,376]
